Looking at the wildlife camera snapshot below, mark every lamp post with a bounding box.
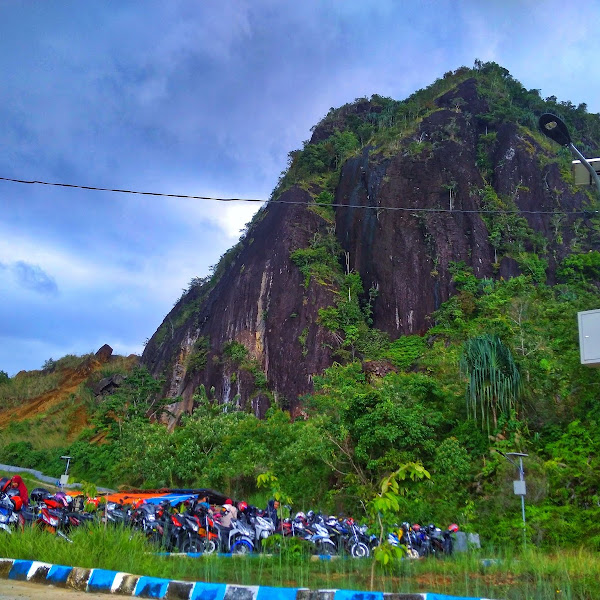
[540,114,600,367]
[60,455,72,488]
[496,450,528,548]
[539,113,600,197]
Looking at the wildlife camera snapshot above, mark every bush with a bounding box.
[222,341,249,363]
[187,337,210,373]
[384,336,426,369]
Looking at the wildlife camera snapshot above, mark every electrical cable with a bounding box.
[0,175,597,216]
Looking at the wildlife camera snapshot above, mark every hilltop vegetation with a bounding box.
[273,60,599,201]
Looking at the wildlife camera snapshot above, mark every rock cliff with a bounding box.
[141,68,599,420]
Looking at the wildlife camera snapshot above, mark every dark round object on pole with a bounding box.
[539,113,572,146]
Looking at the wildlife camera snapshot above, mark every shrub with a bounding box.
[222,341,249,363]
[187,337,210,373]
[384,336,426,369]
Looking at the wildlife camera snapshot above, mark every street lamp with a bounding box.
[496,450,528,547]
[540,114,600,368]
[538,113,600,197]
[60,455,72,488]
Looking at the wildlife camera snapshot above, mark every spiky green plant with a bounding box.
[459,334,522,432]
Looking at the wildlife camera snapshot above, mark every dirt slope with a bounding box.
[0,350,137,433]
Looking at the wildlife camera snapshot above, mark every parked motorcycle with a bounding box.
[341,517,371,558]
[291,512,337,555]
[160,508,205,553]
[213,516,255,554]
[247,512,275,551]
[129,502,162,544]
[0,491,22,533]
[102,501,131,527]
[185,500,219,553]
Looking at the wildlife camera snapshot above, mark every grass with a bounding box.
[0,398,86,454]
[0,371,61,408]
[0,352,134,411]
[96,355,138,379]
[1,525,600,598]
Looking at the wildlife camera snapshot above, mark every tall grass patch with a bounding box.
[2,529,600,599]
[0,371,61,409]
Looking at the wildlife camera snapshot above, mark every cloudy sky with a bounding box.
[1,1,599,375]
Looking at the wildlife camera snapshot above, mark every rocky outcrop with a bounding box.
[142,187,340,420]
[93,373,125,398]
[142,77,595,417]
[95,344,113,362]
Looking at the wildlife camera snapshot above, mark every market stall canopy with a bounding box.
[103,488,232,507]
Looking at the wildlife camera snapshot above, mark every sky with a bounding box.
[1,0,600,376]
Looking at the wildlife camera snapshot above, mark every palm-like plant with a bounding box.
[459,334,522,432]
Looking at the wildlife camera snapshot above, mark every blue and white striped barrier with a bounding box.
[0,558,498,600]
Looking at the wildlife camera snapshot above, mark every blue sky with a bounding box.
[1,1,600,375]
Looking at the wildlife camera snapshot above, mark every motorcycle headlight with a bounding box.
[49,516,60,526]
[0,514,9,523]
[147,514,155,522]
[191,523,198,532]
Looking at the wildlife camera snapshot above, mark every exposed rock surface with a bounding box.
[143,189,339,420]
[95,344,113,361]
[93,373,125,398]
[141,77,594,418]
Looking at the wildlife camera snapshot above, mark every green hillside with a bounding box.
[2,61,600,548]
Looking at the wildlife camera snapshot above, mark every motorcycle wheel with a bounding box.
[231,540,253,554]
[203,539,217,554]
[181,535,204,553]
[350,542,369,558]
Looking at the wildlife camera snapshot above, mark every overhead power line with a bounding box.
[0,175,597,216]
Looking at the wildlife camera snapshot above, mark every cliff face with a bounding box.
[335,79,583,336]
[141,75,596,419]
[142,187,340,418]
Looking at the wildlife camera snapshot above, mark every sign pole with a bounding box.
[519,456,526,548]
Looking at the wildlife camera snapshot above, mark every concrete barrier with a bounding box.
[0,463,115,493]
[0,558,499,600]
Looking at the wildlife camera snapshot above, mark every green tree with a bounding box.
[367,462,430,583]
[93,367,165,438]
[330,130,359,168]
[460,334,522,432]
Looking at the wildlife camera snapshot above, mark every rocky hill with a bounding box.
[141,62,600,421]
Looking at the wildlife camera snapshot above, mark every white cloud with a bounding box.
[0,225,189,304]
[199,200,263,239]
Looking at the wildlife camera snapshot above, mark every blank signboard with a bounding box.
[578,309,600,366]
[572,158,600,186]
